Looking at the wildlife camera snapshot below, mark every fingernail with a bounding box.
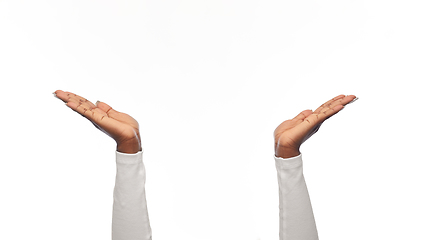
[53,92,59,99]
[96,101,100,106]
[346,97,358,105]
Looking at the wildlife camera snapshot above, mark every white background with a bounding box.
[1,0,423,239]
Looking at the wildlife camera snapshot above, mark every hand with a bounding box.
[54,90,142,154]
[274,94,357,158]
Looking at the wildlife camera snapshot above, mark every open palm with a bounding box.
[274,94,357,158]
[54,90,141,150]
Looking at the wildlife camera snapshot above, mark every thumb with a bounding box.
[96,101,119,116]
[293,109,313,121]
[95,101,136,127]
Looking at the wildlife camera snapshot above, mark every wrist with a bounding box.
[275,146,300,158]
[116,138,141,154]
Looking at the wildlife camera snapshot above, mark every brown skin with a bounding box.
[274,94,357,158]
[54,90,141,154]
[54,90,357,156]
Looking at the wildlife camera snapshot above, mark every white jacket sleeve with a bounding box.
[275,154,319,240]
[112,151,152,240]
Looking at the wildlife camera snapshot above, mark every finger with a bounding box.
[64,91,97,114]
[55,90,97,110]
[57,91,110,125]
[345,96,358,105]
[68,99,96,117]
[313,94,345,114]
[317,104,344,123]
[67,101,92,117]
[94,101,139,129]
[54,90,74,103]
[329,95,356,108]
[56,91,81,103]
[304,103,343,125]
[319,95,356,114]
[92,107,108,119]
[67,101,108,124]
[293,109,313,121]
[96,101,120,116]
[66,91,96,109]
[95,101,137,126]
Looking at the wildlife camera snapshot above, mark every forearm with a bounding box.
[275,154,318,240]
[112,151,152,240]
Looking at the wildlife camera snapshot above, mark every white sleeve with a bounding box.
[275,154,319,240]
[112,151,152,240]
